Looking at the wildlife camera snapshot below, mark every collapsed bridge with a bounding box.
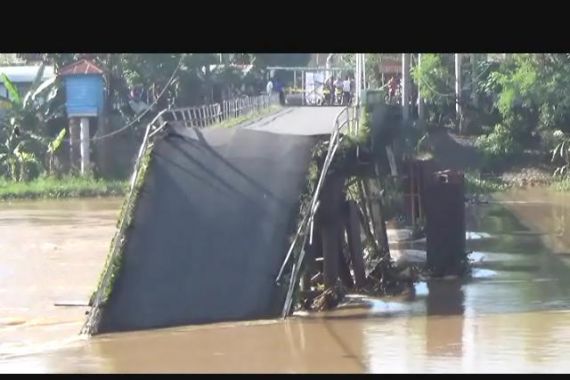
[82,104,354,334]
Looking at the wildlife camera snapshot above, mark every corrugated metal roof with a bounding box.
[0,65,55,83]
[59,59,104,76]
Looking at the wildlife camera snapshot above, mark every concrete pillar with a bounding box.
[320,174,346,288]
[68,118,80,173]
[425,170,466,277]
[80,117,90,175]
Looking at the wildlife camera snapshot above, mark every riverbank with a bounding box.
[426,127,569,195]
[0,177,128,201]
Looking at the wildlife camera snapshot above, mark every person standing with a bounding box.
[266,78,273,97]
[342,76,352,105]
[274,78,285,105]
[334,76,343,105]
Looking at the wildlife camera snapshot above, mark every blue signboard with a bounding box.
[64,75,104,117]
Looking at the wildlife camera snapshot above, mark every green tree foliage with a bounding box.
[2,53,310,181]
[411,54,456,125]
[473,54,570,166]
[0,66,64,181]
[410,53,570,174]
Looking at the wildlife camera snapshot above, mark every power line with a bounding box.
[90,54,185,142]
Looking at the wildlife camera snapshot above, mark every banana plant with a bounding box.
[552,130,570,177]
[46,127,67,175]
[0,63,64,181]
[0,120,40,181]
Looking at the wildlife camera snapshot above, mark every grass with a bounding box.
[550,177,570,192]
[217,105,282,129]
[0,176,128,201]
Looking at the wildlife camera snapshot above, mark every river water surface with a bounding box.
[1,189,570,373]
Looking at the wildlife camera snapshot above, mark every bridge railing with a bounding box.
[129,93,280,187]
[153,93,279,128]
[279,104,359,317]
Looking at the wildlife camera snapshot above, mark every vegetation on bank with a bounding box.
[0,176,127,200]
[550,177,570,192]
[409,53,570,180]
[464,172,508,195]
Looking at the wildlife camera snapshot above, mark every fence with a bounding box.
[155,93,279,129]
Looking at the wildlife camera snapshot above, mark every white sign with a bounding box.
[304,71,325,105]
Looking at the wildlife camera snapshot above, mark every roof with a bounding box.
[0,65,55,83]
[59,59,104,76]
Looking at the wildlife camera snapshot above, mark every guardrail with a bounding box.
[131,93,279,187]
[278,104,359,318]
[158,93,279,128]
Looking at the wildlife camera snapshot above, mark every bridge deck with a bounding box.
[245,106,341,136]
[91,107,338,333]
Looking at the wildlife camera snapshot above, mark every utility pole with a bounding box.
[471,53,479,109]
[455,53,463,133]
[326,53,334,83]
[355,53,361,106]
[417,54,425,127]
[362,53,367,90]
[401,53,410,123]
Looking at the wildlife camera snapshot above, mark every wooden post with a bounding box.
[68,117,80,173]
[79,117,90,175]
[346,200,366,288]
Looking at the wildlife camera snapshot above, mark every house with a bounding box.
[0,65,56,101]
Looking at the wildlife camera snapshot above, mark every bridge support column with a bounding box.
[319,173,346,288]
[346,200,366,288]
[425,170,466,277]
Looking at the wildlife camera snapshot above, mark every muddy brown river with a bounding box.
[1,189,570,373]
